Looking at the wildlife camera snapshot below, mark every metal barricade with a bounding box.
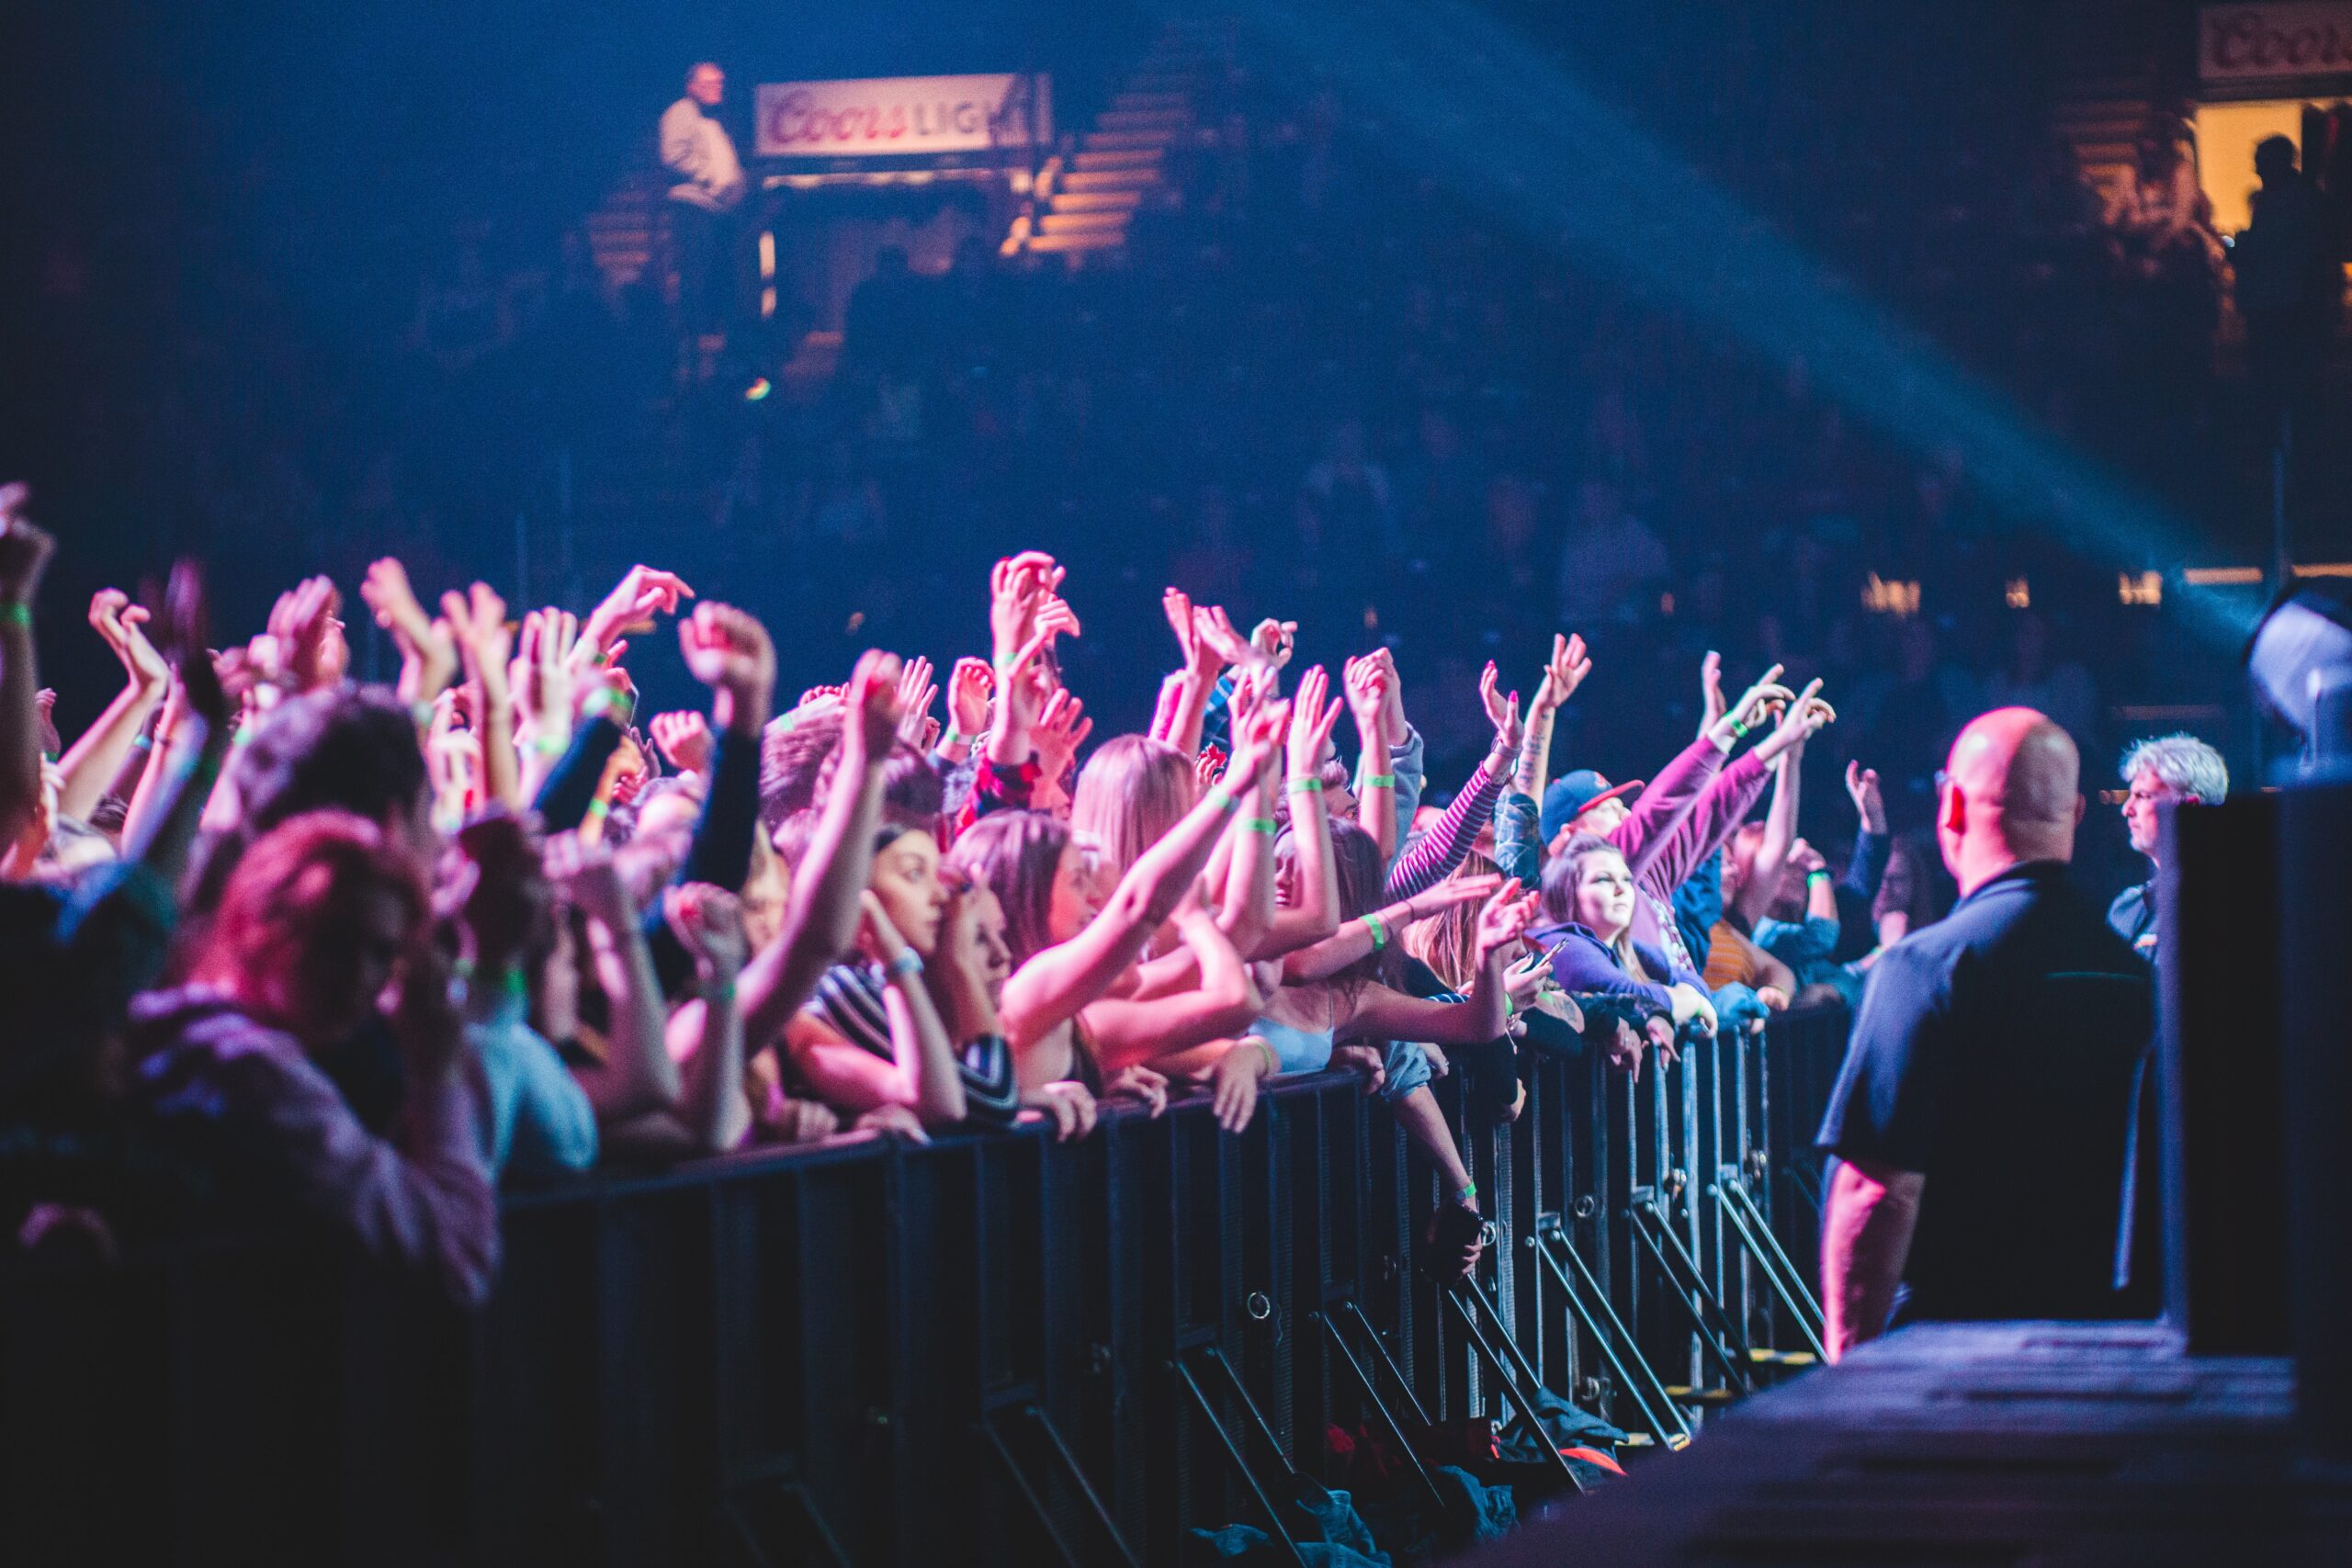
[0,1014,1850,1566]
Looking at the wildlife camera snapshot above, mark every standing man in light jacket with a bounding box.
[661,62,748,343]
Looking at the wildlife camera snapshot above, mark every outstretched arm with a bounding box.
[56,590,169,822]
[1000,707,1283,1050]
[0,491,54,852]
[738,650,904,1052]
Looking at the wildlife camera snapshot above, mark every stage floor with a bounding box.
[1476,1321,2351,1566]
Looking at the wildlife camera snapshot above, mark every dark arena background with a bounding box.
[3,0,2351,1562]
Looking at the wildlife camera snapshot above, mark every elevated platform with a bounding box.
[1476,1322,2349,1566]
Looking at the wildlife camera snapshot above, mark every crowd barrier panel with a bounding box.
[0,1007,1851,1567]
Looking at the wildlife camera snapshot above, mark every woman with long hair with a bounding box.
[946,692,1292,1133]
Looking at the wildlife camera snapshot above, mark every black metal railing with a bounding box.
[0,1006,1852,1566]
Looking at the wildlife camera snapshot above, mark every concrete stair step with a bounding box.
[1039,209,1131,235]
[1098,109,1192,132]
[1049,189,1143,213]
[1083,130,1180,152]
[1074,147,1163,171]
[1061,168,1159,192]
[1025,229,1126,254]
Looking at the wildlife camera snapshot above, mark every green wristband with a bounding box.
[1286,775,1324,794]
[0,602,30,629]
[1363,911,1388,950]
[1361,773,1396,789]
[1205,784,1238,813]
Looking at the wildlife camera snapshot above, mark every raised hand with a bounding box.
[1162,587,1204,668]
[650,709,714,775]
[678,603,776,736]
[160,559,235,730]
[1223,695,1291,793]
[989,551,1062,667]
[582,564,692,654]
[545,830,635,929]
[1035,594,1082,646]
[1709,662,1793,750]
[1285,664,1342,782]
[893,656,938,749]
[360,558,457,707]
[1341,652,1387,733]
[1399,874,1505,925]
[1754,678,1835,761]
[1788,837,1828,875]
[440,582,513,694]
[89,589,168,694]
[841,649,907,761]
[663,883,748,979]
[1539,632,1592,709]
[510,608,576,743]
[1473,884,1541,963]
[1477,660,1523,756]
[947,658,993,741]
[0,485,56,606]
[1035,688,1092,781]
[1190,604,1257,670]
[1699,650,1728,734]
[268,575,345,694]
[1367,646,1408,745]
[1250,617,1298,671]
[1845,760,1886,834]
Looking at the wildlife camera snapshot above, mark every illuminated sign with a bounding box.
[754,74,1052,158]
[2199,5,2352,84]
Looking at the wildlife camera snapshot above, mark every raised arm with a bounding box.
[658,885,754,1154]
[510,609,580,804]
[1514,633,1591,804]
[123,562,245,887]
[1842,761,1891,900]
[1000,700,1284,1050]
[1385,661,1520,901]
[1283,874,1501,984]
[442,582,518,809]
[360,558,458,732]
[1343,652,1396,862]
[0,491,55,851]
[1611,660,1790,878]
[1257,665,1345,956]
[56,590,169,822]
[547,832,679,1122]
[738,649,903,1052]
[786,894,967,1128]
[1082,897,1268,1074]
[1343,885,1538,1045]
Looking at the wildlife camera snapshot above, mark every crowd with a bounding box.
[14,444,2114,1303]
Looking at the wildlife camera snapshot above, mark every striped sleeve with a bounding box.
[807,964,895,1058]
[1384,753,1508,901]
[957,1034,1023,1129]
